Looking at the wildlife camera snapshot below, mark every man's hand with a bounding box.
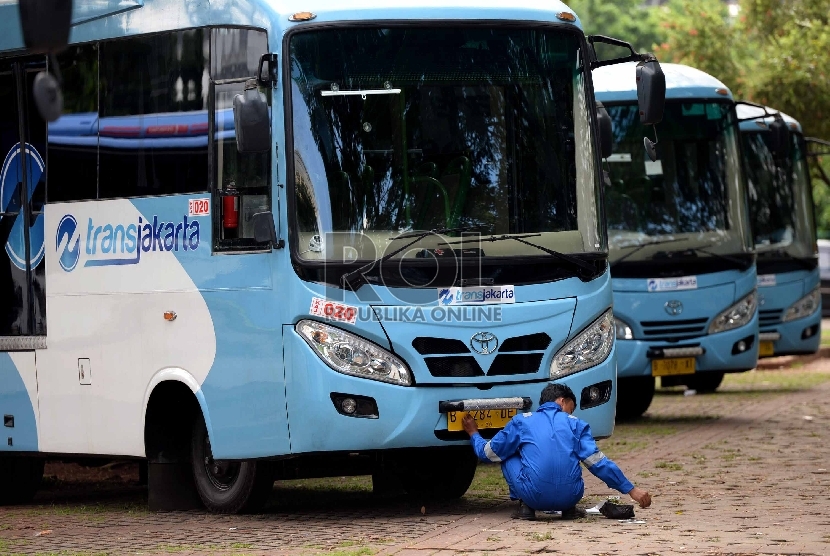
[462,413,479,436]
[628,487,652,508]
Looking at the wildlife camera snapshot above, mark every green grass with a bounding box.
[230,542,254,549]
[527,531,554,542]
[322,548,374,556]
[467,462,509,499]
[654,461,683,471]
[720,367,830,391]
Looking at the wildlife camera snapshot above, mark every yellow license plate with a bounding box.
[759,341,775,357]
[652,357,696,377]
[447,409,518,432]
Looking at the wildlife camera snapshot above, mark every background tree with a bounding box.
[569,0,664,54]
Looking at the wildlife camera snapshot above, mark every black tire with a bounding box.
[686,372,724,393]
[190,415,274,513]
[0,457,44,505]
[615,376,655,421]
[398,448,478,500]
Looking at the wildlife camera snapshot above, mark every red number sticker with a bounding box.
[189,198,210,217]
[309,297,358,324]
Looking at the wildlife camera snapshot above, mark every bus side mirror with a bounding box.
[596,101,613,159]
[19,0,72,53]
[636,57,666,126]
[769,115,791,159]
[233,79,271,153]
[19,0,73,123]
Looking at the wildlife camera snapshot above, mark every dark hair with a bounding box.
[540,383,576,406]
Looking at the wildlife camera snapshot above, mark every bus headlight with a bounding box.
[296,320,412,386]
[550,309,614,378]
[783,286,820,322]
[708,290,757,334]
[614,316,634,340]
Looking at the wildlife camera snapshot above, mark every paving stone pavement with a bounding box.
[1,361,829,556]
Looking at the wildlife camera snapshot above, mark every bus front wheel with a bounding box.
[190,416,274,513]
[398,448,478,500]
[615,376,655,421]
[0,456,44,505]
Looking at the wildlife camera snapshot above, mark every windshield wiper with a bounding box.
[652,246,748,266]
[757,248,816,269]
[441,233,597,275]
[611,237,688,266]
[340,226,486,291]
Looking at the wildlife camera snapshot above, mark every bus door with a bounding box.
[0,57,47,344]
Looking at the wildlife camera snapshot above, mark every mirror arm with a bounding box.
[587,35,654,69]
[806,137,830,158]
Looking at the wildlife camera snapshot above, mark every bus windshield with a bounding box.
[742,131,816,260]
[604,102,752,263]
[288,27,602,264]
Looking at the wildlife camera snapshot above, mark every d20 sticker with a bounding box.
[310,297,358,324]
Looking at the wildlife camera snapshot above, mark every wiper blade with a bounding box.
[653,247,748,265]
[612,237,688,265]
[441,233,597,275]
[340,226,487,291]
[757,248,816,269]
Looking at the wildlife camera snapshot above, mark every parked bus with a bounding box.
[0,0,664,511]
[593,63,758,419]
[737,105,821,357]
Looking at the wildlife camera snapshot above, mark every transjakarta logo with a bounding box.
[438,285,516,305]
[56,214,200,272]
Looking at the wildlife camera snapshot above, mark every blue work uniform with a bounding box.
[469,401,635,511]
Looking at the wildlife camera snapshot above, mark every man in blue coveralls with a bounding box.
[463,383,652,520]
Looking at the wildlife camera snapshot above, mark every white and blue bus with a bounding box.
[0,0,665,511]
[737,105,821,357]
[593,63,758,419]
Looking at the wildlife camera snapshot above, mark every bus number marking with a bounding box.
[310,297,358,324]
[189,198,210,217]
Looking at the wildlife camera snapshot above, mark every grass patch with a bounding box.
[528,531,554,542]
[230,542,254,549]
[721,368,830,391]
[655,461,683,471]
[467,463,509,499]
[323,548,374,556]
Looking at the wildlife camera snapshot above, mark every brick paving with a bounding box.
[2,356,830,555]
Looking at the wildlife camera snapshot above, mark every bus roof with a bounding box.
[593,62,733,103]
[736,103,803,134]
[0,0,583,52]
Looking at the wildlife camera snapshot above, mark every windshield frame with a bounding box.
[282,20,608,286]
[602,98,754,273]
[742,128,818,271]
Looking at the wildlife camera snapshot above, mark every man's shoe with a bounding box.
[512,500,536,520]
[560,506,586,520]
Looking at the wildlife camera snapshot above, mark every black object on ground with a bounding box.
[598,501,635,519]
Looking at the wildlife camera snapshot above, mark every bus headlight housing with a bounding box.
[550,309,614,378]
[614,316,634,340]
[783,286,820,322]
[297,320,412,386]
[709,290,757,334]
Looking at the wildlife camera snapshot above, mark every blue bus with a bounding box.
[0,0,663,511]
[593,63,758,419]
[737,105,821,357]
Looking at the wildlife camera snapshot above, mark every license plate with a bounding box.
[447,409,518,431]
[759,341,775,357]
[651,357,695,377]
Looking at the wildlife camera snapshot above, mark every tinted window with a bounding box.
[98,30,210,198]
[49,43,99,202]
[212,28,270,249]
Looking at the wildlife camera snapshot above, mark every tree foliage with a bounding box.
[648,0,830,234]
[569,0,663,54]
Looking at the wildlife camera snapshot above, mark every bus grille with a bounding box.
[416,333,551,377]
[759,309,783,329]
[639,318,708,342]
[424,354,545,377]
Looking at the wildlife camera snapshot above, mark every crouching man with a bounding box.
[463,383,651,520]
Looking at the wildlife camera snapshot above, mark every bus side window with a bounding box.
[49,44,98,202]
[211,28,271,251]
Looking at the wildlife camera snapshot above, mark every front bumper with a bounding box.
[616,315,759,378]
[285,330,618,453]
[759,310,821,357]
